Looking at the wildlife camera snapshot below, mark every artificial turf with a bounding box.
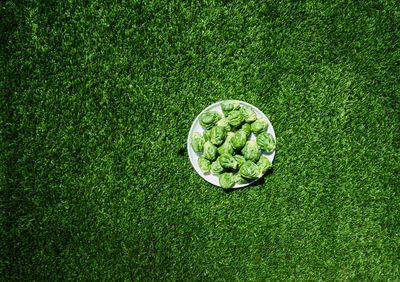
[1,0,399,280]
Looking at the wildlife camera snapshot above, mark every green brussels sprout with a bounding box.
[210,158,224,175]
[219,172,235,189]
[217,132,235,156]
[234,154,246,167]
[218,153,238,170]
[231,130,247,150]
[228,110,245,127]
[204,141,217,161]
[210,126,227,146]
[199,111,221,129]
[241,123,251,137]
[190,132,205,153]
[198,156,211,173]
[221,100,240,116]
[251,118,268,133]
[257,156,272,173]
[216,117,231,132]
[233,173,247,184]
[239,105,257,123]
[241,140,261,162]
[256,132,276,153]
[203,129,212,142]
[239,160,262,179]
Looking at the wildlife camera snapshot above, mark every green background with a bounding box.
[1,0,399,280]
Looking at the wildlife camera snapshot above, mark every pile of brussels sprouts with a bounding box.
[190,100,275,189]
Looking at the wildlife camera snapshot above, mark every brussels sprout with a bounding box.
[218,153,238,170]
[216,117,231,132]
[231,130,247,150]
[257,156,272,173]
[241,140,261,162]
[251,118,268,133]
[190,132,205,153]
[256,132,276,153]
[239,105,257,123]
[219,172,235,189]
[234,154,246,167]
[241,123,251,137]
[233,173,247,184]
[203,129,212,142]
[239,160,262,179]
[221,100,240,116]
[210,158,224,175]
[228,110,245,127]
[204,141,217,161]
[210,126,227,146]
[198,156,211,173]
[217,132,235,156]
[199,111,221,129]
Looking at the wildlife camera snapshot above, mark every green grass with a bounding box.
[1,0,399,280]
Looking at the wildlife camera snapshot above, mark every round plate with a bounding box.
[187,101,276,188]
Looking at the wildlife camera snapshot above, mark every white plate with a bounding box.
[187,101,276,188]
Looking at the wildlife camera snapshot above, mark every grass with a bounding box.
[1,0,399,280]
